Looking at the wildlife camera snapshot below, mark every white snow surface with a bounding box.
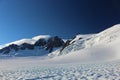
[0,56,120,80]
[32,35,51,41]
[7,39,36,45]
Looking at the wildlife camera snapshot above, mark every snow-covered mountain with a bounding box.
[50,24,120,56]
[48,24,120,63]
[0,35,64,57]
[0,24,120,63]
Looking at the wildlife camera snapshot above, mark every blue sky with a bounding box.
[0,0,120,44]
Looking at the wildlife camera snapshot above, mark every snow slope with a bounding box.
[59,24,120,55]
[49,24,120,63]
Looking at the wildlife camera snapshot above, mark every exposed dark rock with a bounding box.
[46,36,64,53]
[9,44,19,51]
[0,47,10,54]
[60,40,71,52]
[34,39,46,46]
[20,43,34,50]
[3,47,10,54]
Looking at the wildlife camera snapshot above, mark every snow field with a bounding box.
[0,61,120,80]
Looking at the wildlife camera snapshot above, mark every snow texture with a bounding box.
[0,57,120,80]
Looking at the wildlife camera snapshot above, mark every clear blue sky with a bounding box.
[0,0,120,44]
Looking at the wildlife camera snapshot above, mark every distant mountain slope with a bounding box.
[0,35,64,57]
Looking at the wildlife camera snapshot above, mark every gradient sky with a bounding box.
[0,0,120,44]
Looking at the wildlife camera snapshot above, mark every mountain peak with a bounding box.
[32,35,51,41]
